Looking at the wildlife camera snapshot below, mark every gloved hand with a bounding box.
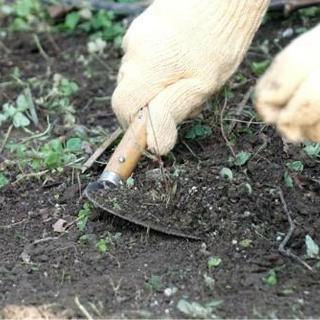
[112,0,269,155]
[255,24,320,142]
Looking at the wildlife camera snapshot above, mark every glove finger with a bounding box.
[112,62,165,128]
[277,71,320,142]
[255,27,320,123]
[146,79,207,155]
[255,54,308,123]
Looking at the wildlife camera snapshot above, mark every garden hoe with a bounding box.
[84,107,200,240]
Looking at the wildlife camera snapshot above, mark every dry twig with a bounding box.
[81,127,123,173]
[278,188,313,272]
[220,98,236,158]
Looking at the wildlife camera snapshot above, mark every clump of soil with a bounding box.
[88,161,278,240]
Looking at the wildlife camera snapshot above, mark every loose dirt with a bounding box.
[1,13,320,319]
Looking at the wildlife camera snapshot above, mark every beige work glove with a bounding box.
[112,0,269,155]
[255,24,320,142]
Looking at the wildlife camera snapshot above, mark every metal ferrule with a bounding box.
[98,171,124,187]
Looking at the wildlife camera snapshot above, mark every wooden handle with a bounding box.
[103,108,147,181]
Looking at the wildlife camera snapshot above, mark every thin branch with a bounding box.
[81,127,122,173]
[74,296,94,320]
[220,98,236,158]
[278,188,313,272]
[0,125,13,153]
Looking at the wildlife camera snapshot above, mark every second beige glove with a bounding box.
[112,0,269,155]
[255,24,320,142]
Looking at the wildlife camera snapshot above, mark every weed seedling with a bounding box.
[286,160,304,173]
[305,235,319,259]
[146,275,163,292]
[185,122,212,140]
[77,202,92,231]
[208,256,222,269]
[219,167,233,181]
[0,92,33,128]
[96,239,109,253]
[262,269,277,287]
[177,299,222,319]
[0,173,9,188]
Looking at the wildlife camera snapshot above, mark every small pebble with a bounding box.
[164,287,177,297]
[282,28,294,38]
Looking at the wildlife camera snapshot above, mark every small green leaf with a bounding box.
[3,103,16,117]
[77,202,92,231]
[305,235,319,258]
[16,93,29,111]
[208,256,222,269]
[185,124,212,140]
[177,299,222,319]
[66,137,82,152]
[44,151,61,168]
[234,151,252,166]
[96,239,109,253]
[284,171,294,188]
[263,269,277,287]
[286,161,304,172]
[219,167,233,181]
[64,12,81,31]
[304,143,320,158]
[13,112,30,128]
[251,60,270,76]
[126,177,135,188]
[78,234,89,244]
[0,173,9,188]
[0,113,8,126]
[146,275,162,291]
[240,239,253,248]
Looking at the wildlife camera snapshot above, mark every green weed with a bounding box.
[59,9,124,45]
[185,122,212,140]
[1,0,47,31]
[146,275,163,292]
[177,299,222,319]
[0,92,32,128]
[0,173,9,188]
[262,269,277,287]
[96,232,122,253]
[77,202,92,231]
[208,256,222,269]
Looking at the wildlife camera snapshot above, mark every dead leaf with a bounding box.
[52,219,67,233]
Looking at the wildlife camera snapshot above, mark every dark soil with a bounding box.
[1,13,320,319]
